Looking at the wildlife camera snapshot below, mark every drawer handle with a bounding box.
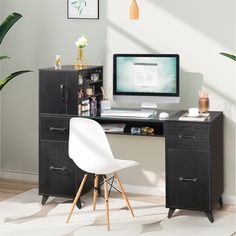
[49,166,67,171]
[179,177,198,182]
[179,134,196,139]
[50,127,67,132]
[60,84,65,102]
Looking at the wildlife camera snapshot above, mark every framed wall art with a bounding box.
[67,0,99,19]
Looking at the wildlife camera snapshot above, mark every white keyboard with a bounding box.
[101,109,155,118]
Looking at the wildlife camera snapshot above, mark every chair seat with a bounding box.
[80,158,138,175]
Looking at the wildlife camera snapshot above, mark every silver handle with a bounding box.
[49,166,67,171]
[60,84,65,102]
[179,177,198,182]
[179,134,196,139]
[50,127,66,132]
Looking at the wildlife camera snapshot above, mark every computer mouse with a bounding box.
[159,112,169,120]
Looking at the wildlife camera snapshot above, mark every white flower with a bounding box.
[75,35,88,48]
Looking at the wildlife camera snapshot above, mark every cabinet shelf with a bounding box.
[78,79,103,88]
[78,92,103,102]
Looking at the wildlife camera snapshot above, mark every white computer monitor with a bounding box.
[113,54,180,108]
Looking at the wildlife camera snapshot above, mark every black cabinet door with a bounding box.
[39,70,77,114]
[166,149,211,211]
[39,141,76,197]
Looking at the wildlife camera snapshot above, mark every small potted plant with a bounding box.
[74,35,88,70]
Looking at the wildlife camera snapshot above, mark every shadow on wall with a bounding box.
[106,21,204,110]
[148,0,235,49]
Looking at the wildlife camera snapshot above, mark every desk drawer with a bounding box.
[165,122,209,150]
[39,141,76,197]
[166,149,210,211]
[40,116,70,141]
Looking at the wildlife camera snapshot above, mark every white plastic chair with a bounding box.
[66,117,138,230]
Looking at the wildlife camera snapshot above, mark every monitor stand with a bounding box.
[141,102,157,110]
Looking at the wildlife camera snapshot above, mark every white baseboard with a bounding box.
[0,170,235,205]
[114,183,235,205]
[121,183,165,197]
[0,169,38,182]
[223,193,236,205]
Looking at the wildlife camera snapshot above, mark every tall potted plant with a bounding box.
[0,12,31,91]
[220,52,236,61]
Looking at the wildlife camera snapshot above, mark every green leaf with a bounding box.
[0,12,22,45]
[220,52,236,61]
[0,70,32,91]
[0,55,10,60]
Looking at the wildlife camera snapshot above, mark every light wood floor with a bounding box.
[0,178,235,213]
[0,178,37,202]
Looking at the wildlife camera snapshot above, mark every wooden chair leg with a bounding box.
[93,175,99,211]
[114,172,135,217]
[66,174,87,223]
[104,175,110,231]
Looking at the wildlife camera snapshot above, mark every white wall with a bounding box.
[0,3,2,173]
[0,0,235,203]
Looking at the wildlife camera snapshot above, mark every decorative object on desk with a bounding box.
[67,0,99,19]
[141,127,154,135]
[85,86,93,96]
[80,99,90,114]
[78,89,84,98]
[188,107,199,117]
[198,90,209,113]
[101,123,126,134]
[78,74,83,85]
[129,0,139,20]
[55,55,61,70]
[100,86,107,100]
[0,12,31,91]
[101,100,111,110]
[179,112,210,122]
[130,127,141,135]
[74,35,88,70]
[100,86,111,110]
[91,73,99,82]
[90,96,97,116]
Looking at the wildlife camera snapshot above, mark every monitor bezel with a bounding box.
[113,53,180,98]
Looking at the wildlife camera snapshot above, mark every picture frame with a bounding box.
[67,0,99,19]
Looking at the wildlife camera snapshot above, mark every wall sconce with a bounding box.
[129,0,139,20]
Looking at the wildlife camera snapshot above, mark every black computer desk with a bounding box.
[82,109,223,223]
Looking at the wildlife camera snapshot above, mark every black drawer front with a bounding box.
[39,141,76,197]
[40,116,70,141]
[165,122,209,150]
[166,149,210,211]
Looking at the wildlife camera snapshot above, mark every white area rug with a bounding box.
[0,189,235,236]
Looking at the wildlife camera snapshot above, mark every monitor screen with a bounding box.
[113,54,180,105]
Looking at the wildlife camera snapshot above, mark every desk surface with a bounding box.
[40,110,222,137]
[78,110,222,123]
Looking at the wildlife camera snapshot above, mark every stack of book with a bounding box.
[101,123,126,133]
[178,113,210,122]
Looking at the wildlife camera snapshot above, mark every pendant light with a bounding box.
[129,0,139,20]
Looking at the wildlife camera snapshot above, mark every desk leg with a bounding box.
[76,198,82,209]
[205,211,214,223]
[218,196,223,207]
[168,208,176,218]
[41,195,49,205]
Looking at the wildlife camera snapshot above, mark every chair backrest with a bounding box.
[68,117,115,173]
